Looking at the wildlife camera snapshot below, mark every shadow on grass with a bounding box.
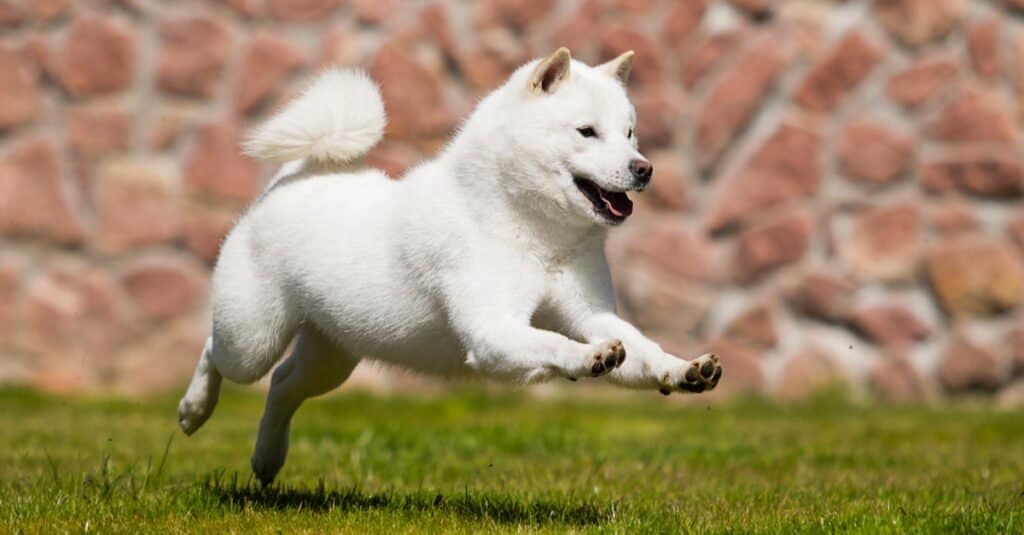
[204,473,614,526]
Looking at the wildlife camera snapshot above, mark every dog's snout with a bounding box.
[629,159,653,184]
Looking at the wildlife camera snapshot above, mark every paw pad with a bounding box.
[589,340,626,377]
[660,353,722,395]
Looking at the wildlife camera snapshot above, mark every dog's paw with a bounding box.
[588,339,626,377]
[177,394,215,436]
[659,353,721,395]
[251,448,286,487]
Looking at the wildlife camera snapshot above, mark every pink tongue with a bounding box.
[600,191,633,217]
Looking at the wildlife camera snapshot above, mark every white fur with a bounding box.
[178,51,721,485]
[243,69,385,164]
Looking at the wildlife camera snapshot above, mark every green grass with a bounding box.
[1,386,1022,533]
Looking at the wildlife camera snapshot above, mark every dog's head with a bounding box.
[491,48,651,228]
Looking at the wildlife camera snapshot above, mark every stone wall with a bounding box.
[2,0,1024,402]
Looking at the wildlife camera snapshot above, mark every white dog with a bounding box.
[178,48,721,485]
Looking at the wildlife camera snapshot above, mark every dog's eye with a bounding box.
[577,126,598,138]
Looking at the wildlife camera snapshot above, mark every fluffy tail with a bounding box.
[244,69,386,164]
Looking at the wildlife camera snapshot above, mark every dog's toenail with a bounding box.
[659,387,671,396]
[685,368,699,383]
[700,360,714,378]
[567,376,577,382]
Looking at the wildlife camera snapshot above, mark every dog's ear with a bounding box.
[528,48,572,94]
[597,51,634,85]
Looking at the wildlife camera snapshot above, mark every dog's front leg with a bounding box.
[548,248,721,394]
[458,317,627,383]
[444,261,627,383]
[575,312,721,394]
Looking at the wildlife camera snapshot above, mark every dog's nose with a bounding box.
[630,159,653,185]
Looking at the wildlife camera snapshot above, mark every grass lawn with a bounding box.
[1,386,1022,533]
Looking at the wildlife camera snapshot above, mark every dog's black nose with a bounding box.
[630,159,653,185]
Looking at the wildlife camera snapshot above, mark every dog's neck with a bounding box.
[443,141,606,267]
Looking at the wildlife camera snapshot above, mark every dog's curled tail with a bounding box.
[243,69,386,164]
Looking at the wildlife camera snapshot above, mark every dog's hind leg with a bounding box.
[178,338,222,435]
[178,225,301,435]
[250,325,360,486]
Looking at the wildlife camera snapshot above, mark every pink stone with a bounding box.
[370,42,451,140]
[921,151,1023,199]
[967,17,1001,79]
[24,261,134,383]
[696,35,785,170]
[615,266,715,348]
[837,120,915,186]
[786,270,857,322]
[157,15,232,98]
[268,0,339,22]
[234,33,305,115]
[734,211,813,283]
[350,0,400,24]
[1008,210,1024,253]
[874,0,965,48]
[869,358,932,403]
[845,201,922,282]
[728,0,773,17]
[680,29,744,88]
[0,255,27,349]
[927,89,1017,144]
[632,89,682,149]
[184,121,261,203]
[776,348,847,401]
[0,44,40,130]
[707,121,821,231]
[851,304,929,347]
[625,217,717,282]
[219,0,265,18]
[30,0,71,21]
[939,334,1008,392]
[663,0,707,44]
[121,256,207,321]
[457,28,529,92]
[0,135,85,244]
[56,14,136,97]
[794,30,884,113]
[1005,323,1024,376]
[184,204,237,264]
[931,199,979,237]
[0,0,22,27]
[724,303,778,348]
[94,157,182,252]
[66,102,130,156]
[886,54,959,108]
[478,0,556,29]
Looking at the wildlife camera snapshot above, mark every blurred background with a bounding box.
[0,0,1022,405]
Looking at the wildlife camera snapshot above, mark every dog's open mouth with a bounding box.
[574,176,633,223]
